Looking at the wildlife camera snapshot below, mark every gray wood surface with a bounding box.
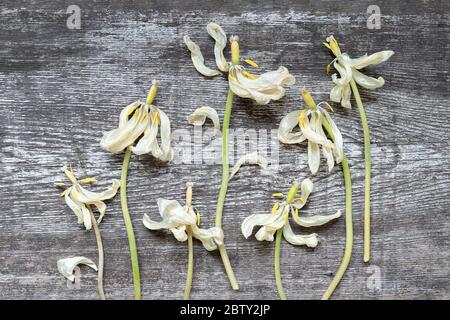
[0,0,449,300]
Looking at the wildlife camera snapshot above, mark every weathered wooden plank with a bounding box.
[0,0,449,299]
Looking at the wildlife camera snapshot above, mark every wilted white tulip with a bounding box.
[184,23,295,105]
[324,35,394,109]
[100,80,173,162]
[143,183,237,299]
[143,195,224,251]
[242,178,341,248]
[278,89,344,174]
[242,178,341,300]
[57,256,98,282]
[324,36,394,265]
[58,166,119,230]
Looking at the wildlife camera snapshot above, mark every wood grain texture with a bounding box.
[0,0,449,300]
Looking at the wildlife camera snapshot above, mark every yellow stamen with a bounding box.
[146,80,159,105]
[53,182,65,187]
[293,207,299,222]
[272,202,280,214]
[326,63,331,74]
[244,59,259,68]
[60,189,69,197]
[242,70,258,80]
[283,211,289,224]
[272,193,284,198]
[151,111,160,125]
[323,42,332,50]
[298,109,308,128]
[127,104,138,116]
[301,88,317,109]
[79,177,97,183]
[196,210,201,225]
[324,102,334,112]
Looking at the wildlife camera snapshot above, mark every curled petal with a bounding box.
[157,198,196,226]
[64,187,84,225]
[315,116,335,172]
[241,205,289,241]
[183,35,221,77]
[188,106,221,136]
[206,23,229,72]
[229,151,268,180]
[170,225,188,242]
[156,109,174,162]
[72,179,120,202]
[192,225,224,251]
[278,110,306,145]
[300,112,335,149]
[282,223,318,248]
[322,109,343,163]
[290,178,313,210]
[352,69,385,89]
[57,256,97,282]
[330,85,342,103]
[100,104,150,153]
[308,141,320,175]
[332,60,352,86]
[296,210,342,227]
[143,213,172,230]
[349,50,394,69]
[341,84,352,109]
[119,101,141,127]
[131,112,158,155]
[229,66,295,105]
[255,226,277,242]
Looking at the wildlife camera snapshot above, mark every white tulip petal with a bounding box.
[72,179,120,202]
[300,113,334,149]
[157,198,196,226]
[64,187,84,225]
[170,225,188,242]
[154,109,174,162]
[341,84,352,109]
[100,104,150,154]
[183,35,221,77]
[352,69,385,89]
[255,226,277,242]
[282,223,318,248]
[308,141,321,175]
[315,116,335,172]
[322,109,343,163]
[278,110,306,144]
[119,101,141,127]
[143,213,172,230]
[131,113,158,155]
[229,151,268,180]
[332,60,352,86]
[192,225,224,251]
[297,178,314,208]
[296,210,342,227]
[349,50,394,69]
[188,106,221,136]
[206,23,229,72]
[229,66,295,105]
[330,85,342,103]
[57,256,97,282]
[241,213,274,239]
